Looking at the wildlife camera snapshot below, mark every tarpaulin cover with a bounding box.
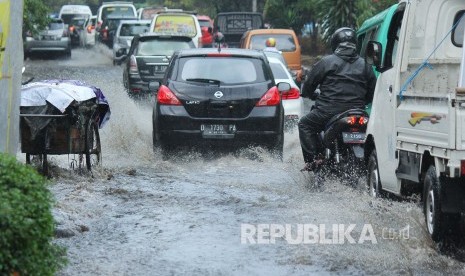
[21,79,111,128]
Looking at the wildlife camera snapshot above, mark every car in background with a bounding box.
[81,16,97,47]
[263,50,298,85]
[98,16,136,48]
[267,56,304,129]
[150,48,289,157]
[96,2,137,29]
[59,4,92,26]
[213,12,263,48]
[69,17,88,46]
[24,18,71,58]
[197,15,213,47]
[150,12,202,48]
[240,29,302,84]
[113,20,151,65]
[138,6,167,20]
[123,33,196,97]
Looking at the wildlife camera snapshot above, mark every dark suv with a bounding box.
[151,48,289,156]
[123,33,195,97]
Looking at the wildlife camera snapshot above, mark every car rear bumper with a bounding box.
[156,105,283,144]
[282,97,304,121]
[128,74,162,94]
[24,39,70,52]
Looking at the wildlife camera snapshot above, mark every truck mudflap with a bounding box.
[440,175,465,213]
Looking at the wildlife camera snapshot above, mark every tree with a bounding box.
[23,0,50,33]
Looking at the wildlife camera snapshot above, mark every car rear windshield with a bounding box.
[198,20,211,28]
[251,34,296,52]
[120,23,150,36]
[135,38,194,56]
[61,14,89,25]
[102,6,135,21]
[178,56,268,84]
[49,22,64,30]
[153,15,197,37]
[269,62,288,80]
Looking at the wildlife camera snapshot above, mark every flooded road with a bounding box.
[24,47,465,275]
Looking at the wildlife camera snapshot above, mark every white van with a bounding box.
[150,12,201,48]
[96,2,137,27]
[59,5,92,25]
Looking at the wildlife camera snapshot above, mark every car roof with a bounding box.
[175,48,267,58]
[136,32,194,39]
[119,19,150,24]
[245,28,297,35]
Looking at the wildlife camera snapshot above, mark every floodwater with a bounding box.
[22,47,465,275]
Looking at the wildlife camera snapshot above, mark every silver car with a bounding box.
[112,20,151,65]
[24,18,71,58]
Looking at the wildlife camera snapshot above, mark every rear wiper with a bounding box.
[186,78,221,85]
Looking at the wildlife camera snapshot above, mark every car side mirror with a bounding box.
[366,41,384,71]
[277,82,291,92]
[148,82,160,91]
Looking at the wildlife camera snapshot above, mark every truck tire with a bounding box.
[367,149,382,197]
[423,165,460,242]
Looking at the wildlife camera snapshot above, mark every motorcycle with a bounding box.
[311,108,369,185]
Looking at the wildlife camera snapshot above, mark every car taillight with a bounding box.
[157,85,181,105]
[129,55,138,74]
[69,26,75,33]
[87,25,93,33]
[282,87,300,100]
[256,86,281,106]
[461,160,465,176]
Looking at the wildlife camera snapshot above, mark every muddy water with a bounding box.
[23,47,465,275]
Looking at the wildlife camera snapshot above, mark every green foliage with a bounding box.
[23,0,51,34]
[0,154,66,276]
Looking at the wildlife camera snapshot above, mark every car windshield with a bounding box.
[264,51,288,67]
[72,19,86,27]
[136,38,194,56]
[251,34,296,51]
[102,6,135,21]
[269,62,289,80]
[198,20,211,28]
[61,14,89,25]
[49,22,64,30]
[120,23,149,36]
[179,57,266,84]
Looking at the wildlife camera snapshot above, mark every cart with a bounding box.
[20,80,110,175]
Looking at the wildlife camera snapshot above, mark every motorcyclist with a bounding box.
[299,27,376,171]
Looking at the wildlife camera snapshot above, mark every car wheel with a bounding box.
[423,165,460,242]
[268,133,283,161]
[367,149,382,198]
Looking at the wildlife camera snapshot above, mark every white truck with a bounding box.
[364,0,465,242]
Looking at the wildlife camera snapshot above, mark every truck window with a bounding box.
[452,11,465,47]
[384,5,404,70]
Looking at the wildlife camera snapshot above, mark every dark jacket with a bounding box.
[302,42,376,113]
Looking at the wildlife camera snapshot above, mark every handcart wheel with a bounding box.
[85,119,101,171]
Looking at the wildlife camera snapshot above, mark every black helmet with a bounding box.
[331,27,356,52]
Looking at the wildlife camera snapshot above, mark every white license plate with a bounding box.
[342,132,365,144]
[201,124,236,137]
[153,65,167,73]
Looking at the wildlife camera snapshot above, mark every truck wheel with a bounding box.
[367,149,382,197]
[423,165,460,242]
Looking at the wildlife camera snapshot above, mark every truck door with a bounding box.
[369,2,408,192]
